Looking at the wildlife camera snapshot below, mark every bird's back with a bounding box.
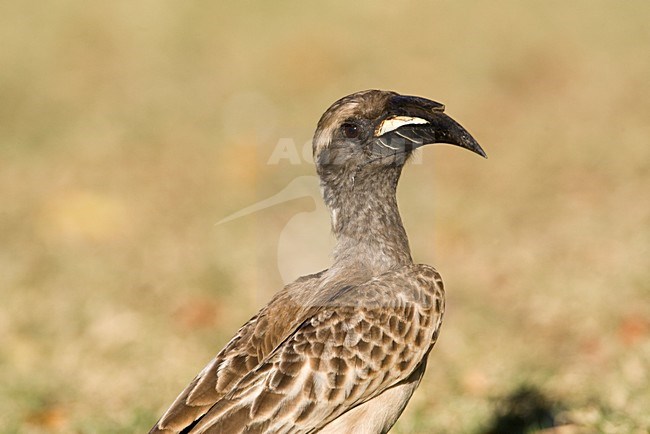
[150,264,444,434]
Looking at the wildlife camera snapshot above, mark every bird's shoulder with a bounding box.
[363,263,443,302]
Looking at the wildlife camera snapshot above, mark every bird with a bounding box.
[150,89,486,434]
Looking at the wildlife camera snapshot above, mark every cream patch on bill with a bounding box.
[376,116,429,136]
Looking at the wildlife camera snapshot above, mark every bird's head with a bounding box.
[313,90,486,182]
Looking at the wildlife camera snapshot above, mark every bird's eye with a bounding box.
[341,122,360,139]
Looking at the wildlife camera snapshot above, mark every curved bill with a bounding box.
[371,95,487,159]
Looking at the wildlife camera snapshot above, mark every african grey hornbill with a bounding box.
[150,90,486,433]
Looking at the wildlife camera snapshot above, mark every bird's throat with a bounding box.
[322,166,413,274]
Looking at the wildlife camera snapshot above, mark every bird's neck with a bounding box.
[321,166,413,274]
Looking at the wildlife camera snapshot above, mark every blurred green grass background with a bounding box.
[1,1,648,433]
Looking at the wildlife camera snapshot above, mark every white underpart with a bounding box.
[375,116,429,136]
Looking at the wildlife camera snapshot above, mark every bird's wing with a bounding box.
[186,264,444,434]
[151,273,325,434]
